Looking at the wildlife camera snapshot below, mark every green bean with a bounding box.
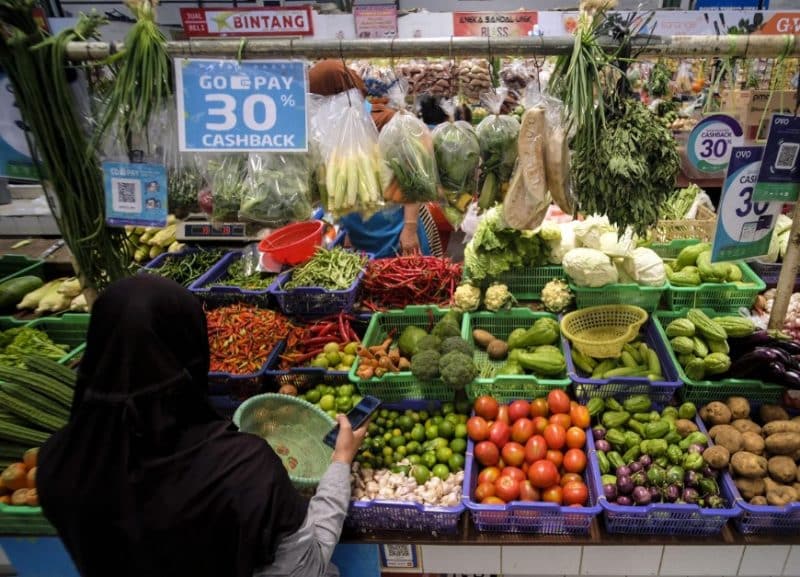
[146,249,225,287]
[281,247,367,291]
[209,259,276,290]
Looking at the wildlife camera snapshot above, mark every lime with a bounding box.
[454,423,468,439]
[376,417,386,427]
[410,412,421,423]
[418,410,429,422]
[457,414,468,424]
[320,385,335,397]
[336,397,353,412]
[410,425,425,442]
[392,428,403,437]
[432,464,450,480]
[435,446,453,464]
[412,464,431,485]
[389,410,400,421]
[379,409,389,419]
[323,342,341,355]
[351,395,363,407]
[342,354,356,367]
[445,413,460,425]
[455,399,470,415]
[337,384,355,397]
[368,423,379,435]
[437,421,455,440]
[389,436,405,449]
[344,342,359,355]
[448,454,465,472]
[326,410,337,420]
[335,364,350,372]
[430,438,449,450]
[395,446,407,458]
[422,452,437,469]
[396,415,414,432]
[305,389,321,404]
[425,425,439,440]
[449,438,467,454]
[311,356,329,369]
[326,352,341,366]
[319,394,336,412]
[383,432,392,442]
[442,402,455,415]
[405,441,421,455]
[382,446,393,459]
[407,454,422,465]
[433,415,444,425]
[372,437,385,450]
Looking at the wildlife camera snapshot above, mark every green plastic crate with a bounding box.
[653,311,783,404]
[665,261,765,312]
[649,239,702,260]
[27,314,89,364]
[569,280,667,314]
[463,309,570,403]
[491,265,565,301]
[349,306,461,401]
[0,255,45,285]
[0,504,55,536]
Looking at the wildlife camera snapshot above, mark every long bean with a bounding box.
[146,249,225,287]
[281,247,367,291]
[209,259,277,290]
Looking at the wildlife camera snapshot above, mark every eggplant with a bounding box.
[604,483,618,501]
[757,346,792,366]
[631,471,647,487]
[682,487,700,504]
[616,465,631,478]
[664,484,680,502]
[701,465,719,479]
[766,360,788,382]
[595,439,612,453]
[639,454,652,468]
[666,465,685,486]
[773,339,800,355]
[617,475,634,495]
[684,470,700,488]
[649,485,662,501]
[632,486,652,506]
[707,495,726,509]
[629,461,643,474]
[728,331,772,357]
[782,369,800,388]
[616,495,633,506]
[592,426,606,441]
[688,443,706,455]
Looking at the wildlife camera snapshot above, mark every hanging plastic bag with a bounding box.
[238,153,314,226]
[161,109,203,218]
[198,154,248,224]
[377,82,439,204]
[476,89,520,211]
[676,61,693,94]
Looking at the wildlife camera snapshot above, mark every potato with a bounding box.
[472,329,496,349]
[766,484,799,506]
[762,420,800,436]
[731,451,768,478]
[741,431,766,455]
[768,456,797,484]
[714,427,743,453]
[735,477,765,499]
[708,424,734,440]
[700,401,732,425]
[676,418,698,437]
[703,445,730,469]
[750,496,768,506]
[726,396,750,420]
[760,404,790,423]
[486,340,509,360]
[731,419,762,435]
[765,432,800,456]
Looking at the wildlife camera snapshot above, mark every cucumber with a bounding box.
[0,276,43,308]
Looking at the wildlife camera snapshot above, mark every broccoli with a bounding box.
[411,349,441,380]
[431,318,461,341]
[439,351,478,390]
[440,336,474,357]
[416,334,442,353]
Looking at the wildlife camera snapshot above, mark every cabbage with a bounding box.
[543,221,576,264]
[562,248,619,287]
[573,215,614,249]
[623,248,666,287]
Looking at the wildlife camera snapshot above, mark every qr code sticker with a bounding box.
[775,142,799,171]
[111,178,141,213]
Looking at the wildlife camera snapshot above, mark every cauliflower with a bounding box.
[440,336,474,357]
[411,349,441,380]
[541,279,573,313]
[439,351,477,390]
[562,248,618,287]
[484,283,515,312]
[452,284,481,312]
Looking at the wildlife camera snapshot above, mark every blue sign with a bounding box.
[712,146,782,263]
[103,162,168,227]
[687,114,743,174]
[753,113,800,203]
[175,58,308,152]
[0,73,36,180]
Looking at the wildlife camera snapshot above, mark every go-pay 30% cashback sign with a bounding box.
[175,59,308,152]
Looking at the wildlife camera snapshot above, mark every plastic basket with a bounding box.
[462,309,570,403]
[233,393,335,489]
[491,265,566,301]
[665,262,765,312]
[560,306,648,359]
[0,255,45,285]
[0,504,55,536]
[463,435,601,534]
[652,205,716,243]
[594,417,740,535]
[653,311,783,404]
[350,306,462,401]
[569,281,667,314]
[142,247,225,288]
[188,250,280,308]
[649,239,702,260]
[565,320,683,404]
[259,220,324,266]
[749,259,800,290]
[208,338,282,399]
[26,314,90,365]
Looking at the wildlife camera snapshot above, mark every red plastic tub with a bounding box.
[259,220,324,266]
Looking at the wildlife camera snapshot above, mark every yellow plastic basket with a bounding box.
[560,305,648,359]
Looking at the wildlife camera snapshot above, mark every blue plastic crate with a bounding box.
[565,320,683,405]
[209,395,243,420]
[189,251,280,308]
[142,247,225,288]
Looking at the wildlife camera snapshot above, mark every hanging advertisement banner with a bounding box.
[686,114,744,174]
[103,162,168,228]
[179,7,314,38]
[0,73,36,180]
[753,114,800,203]
[453,10,538,38]
[354,5,397,38]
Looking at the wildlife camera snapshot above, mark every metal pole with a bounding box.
[65,34,800,61]
[769,203,800,331]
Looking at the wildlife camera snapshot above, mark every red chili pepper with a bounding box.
[360,256,462,310]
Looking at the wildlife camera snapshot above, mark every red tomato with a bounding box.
[474,481,496,502]
[497,457,506,469]
[520,462,529,476]
[467,416,490,441]
[474,396,499,421]
[501,442,525,467]
[547,389,571,415]
[519,480,541,502]
[478,466,501,485]
[482,496,505,505]
[542,484,564,504]
[524,435,547,463]
[546,449,564,469]
[508,400,530,423]
[560,473,583,487]
[563,448,587,474]
[488,421,511,448]
[496,405,510,425]
[544,424,567,450]
[501,466,526,482]
[570,404,591,429]
[549,413,572,430]
[511,418,535,444]
[532,416,549,435]
[530,397,549,418]
[475,441,500,467]
[565,426,587,449]
[562,481,589,506]
[494,475,520,502]
[528,459,560,489]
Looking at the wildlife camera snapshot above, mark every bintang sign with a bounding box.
[180,7,314,38]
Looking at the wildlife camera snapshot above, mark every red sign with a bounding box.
[756,12,800,35]
[354,5,397,39]
[453,11,538,38]
[180,7,314,38]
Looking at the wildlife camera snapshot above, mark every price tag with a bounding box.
[687,114,744,174]
[753,113,800,203]
[175,59,308,152]
[711,146,781,263]
[103,162,168,228]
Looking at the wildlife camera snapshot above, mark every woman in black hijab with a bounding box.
[37,275,365,577]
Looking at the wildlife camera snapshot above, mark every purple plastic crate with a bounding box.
[463,435,601,534]
[346,400,465,535]
[188,251,280,308]
[207,337,283,398]
[565,321,683,405]
[142,247,225,288]
[594,416,740,536]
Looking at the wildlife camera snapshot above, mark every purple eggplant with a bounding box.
[616,465,631,478]
[629,461,643,474]
[766,361,788,382]
[782,369,800,388]
[631,470,647,487]
[616,495,632,506]
[604,483,618,500]
[757,346,792,365]
[684,470,700,488]
[639,454,653,468]
[773,339,800,355]
[682,487,700,504]
[617,475,634,495]
[701,465,719,479]
[595,439,612,453]
[632,486,652,506]
[688,443,706,455]
[649,485,662,501]
[664,484,680,502]
[592,426,606,441]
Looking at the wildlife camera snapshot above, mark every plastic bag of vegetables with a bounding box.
[163,109,203,219]
[200,154,248,224]
[238,153,314,226]
[476,89,520,211]
[433,99,480,195]
[378,82,439,204]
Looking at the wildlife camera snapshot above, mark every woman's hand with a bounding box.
[332,414,368,465]
[399,222,420,255]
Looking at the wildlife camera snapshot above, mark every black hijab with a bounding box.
[37,275,307,577]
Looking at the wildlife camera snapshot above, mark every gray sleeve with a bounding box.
[254,461,351,577]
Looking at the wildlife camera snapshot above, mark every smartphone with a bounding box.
[323,395,381,448]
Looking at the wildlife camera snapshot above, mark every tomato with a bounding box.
[494,475,520,502]
[545,449,563,469]
[496,405,510,425]
[474,481,496,502]
[474,396,499,421]
[482,496,505,505]
[488,421,510,448]
[508,400,530,423]
[528,459,560,489]
[511,418,535,444]
[565,426,587,449]
[466,416,489,441]
[474,441,500,467]
[519,480,540,502]
[563,448,587,474]
[501,466,526,482]
[547,389,571,415]
[501,442,525,467]
[549,413,572,430]
[543,423,567,450]
[530,397,549,418]
[497,457,506,469]
[542,484,564,504]
[570,404,590,429]
[532,416,549,435]
[478,466,501,485]
[560,473,583,487]
[524,435,547,463]
[562,481,589,506]
[520,462,529,476]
